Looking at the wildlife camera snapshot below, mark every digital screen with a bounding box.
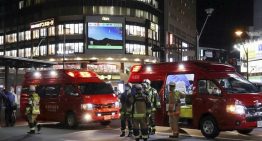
[88,23,123,49]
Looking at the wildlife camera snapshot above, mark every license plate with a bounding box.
[258,121,262,127]
[104,115,111,120]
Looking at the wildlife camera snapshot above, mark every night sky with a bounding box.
[197,0,253,51]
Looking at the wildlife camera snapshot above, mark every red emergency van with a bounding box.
[20,69,120,128]
[128,61,262,138]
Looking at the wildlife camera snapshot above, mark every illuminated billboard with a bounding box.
[88,23,123,49]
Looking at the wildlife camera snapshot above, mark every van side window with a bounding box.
[36,86,46,97]
[45,85,60,97]
[64,85,77,96]
[151,81,163,93]
[198,80,221,95]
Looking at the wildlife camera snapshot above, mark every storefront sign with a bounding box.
[102,17,110,21]
[30,19,54,29]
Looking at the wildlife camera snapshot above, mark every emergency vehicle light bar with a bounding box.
[131,65,142,72]
[65,70,96,78]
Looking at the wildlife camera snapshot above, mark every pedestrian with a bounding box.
[119,83,133,137]
[131,84,151,141]
[167,81,184,138]
[25,85,41,134]
[142,79,161,135]
[0,87,4,126]
[3,88,15,127]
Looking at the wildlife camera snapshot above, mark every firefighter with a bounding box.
[25,85,41,134]
[131,84,151,141]
[167,81,183,138]
[142,79,161,135]
[119,83,133,137]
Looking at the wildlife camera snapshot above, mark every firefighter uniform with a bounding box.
[168,81,182,138]
[131,84,151,141]
[119,83,133,137]
[142,79,161,135]
[26,85,41,134]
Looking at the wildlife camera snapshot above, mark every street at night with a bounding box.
[0,120,262,141]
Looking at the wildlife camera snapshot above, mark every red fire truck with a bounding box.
[128,61,262,138]
[20,69,120,128]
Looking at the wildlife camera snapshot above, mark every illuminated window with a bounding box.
[33,46,39,56]
[40,28,47,37]
[19,32,25,41]
[48,44,56,55]
[5,33,17,43]
[57,42,84,55]
[40,45,47,56]
[32,29,40,39]
[0,36,3,45]
[126,25,145,37]
[19,49,25,57]
[19,1,24,9]
[25,48,31,57]
[25,30,31,40]
[48,26,55,36]
[58,23,83,35]
[126,43,146,55]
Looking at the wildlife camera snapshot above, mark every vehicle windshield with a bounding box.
[79,82,114,95]
[216,74,258,94]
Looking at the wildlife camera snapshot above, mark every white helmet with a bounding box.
[143,79,151,85]
[29,85,36,92]
[169,81,176,86]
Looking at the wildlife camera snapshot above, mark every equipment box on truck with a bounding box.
[128,61,262,138]
[20,69,120,127]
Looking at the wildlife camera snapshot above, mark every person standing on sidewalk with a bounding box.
[25,85,41,134]
[119,83,133,137]
[3,88,15,127]
[0,87,4,126]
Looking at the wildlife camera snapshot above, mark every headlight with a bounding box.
[114,101,120,108]
[226,105,246,115]
[81,103,93,110]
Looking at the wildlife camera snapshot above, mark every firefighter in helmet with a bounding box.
[25,85,41,134]
[119,83,133,137]
[131,84,151,141]
[142,79,161,135]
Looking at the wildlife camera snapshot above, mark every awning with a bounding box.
[0,55,57,68]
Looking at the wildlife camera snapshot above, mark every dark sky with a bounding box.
[197,0,253,51]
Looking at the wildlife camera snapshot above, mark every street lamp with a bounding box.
[197,8,214,60]
[234,30,249,80]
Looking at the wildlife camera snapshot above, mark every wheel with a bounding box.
[100,121,111,126]
[200,116,220,139]
[237,129,253,134]
[65,113,78,128]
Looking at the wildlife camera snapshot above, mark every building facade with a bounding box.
[164,0,196,62]
[0,0,163,85]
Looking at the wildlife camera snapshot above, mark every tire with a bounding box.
[100,121,111,126]
[65,113,78,128]
[237,129,253,134]
[200,116,220,139]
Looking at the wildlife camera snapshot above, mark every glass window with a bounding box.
[0,36,3,45]
[64,85,78,96]
[48,26,55,36]
[79,83,114,95]
[198,80,221,95]
[33,46,39,56]
[40,28,47,37]
[25,48,31,57]
[126,25,145,37]
[216,74,258,94]
[25,30,31,40]
[48,44,56,55]
[45,85,60,97]
[32,29,39,39]
[19,49,25,57]
[125,43,145,55]
[19,1,24,9]
[58,25,63,35]
[19,32,25,41]
[6,33,17,43]
[40,45,47,56]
